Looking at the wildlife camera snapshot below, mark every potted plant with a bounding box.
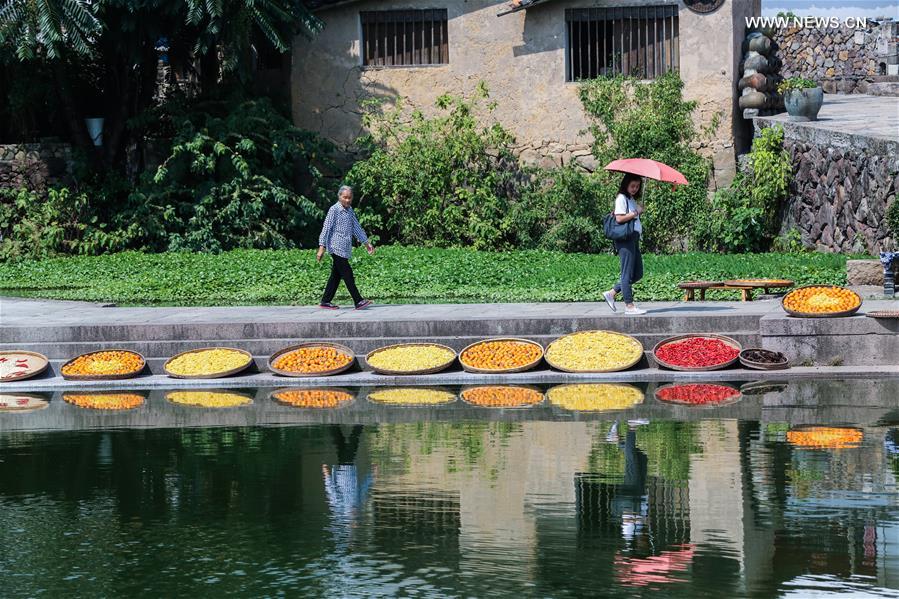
[777,77,823,122]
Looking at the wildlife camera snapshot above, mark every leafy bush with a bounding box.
[512,165,613,254]
[704,126,792,252]
[0,187,134,260]
[886,199,899,243]
[126,96,335,252]
[578,72,712,252]
[346,83,525,250]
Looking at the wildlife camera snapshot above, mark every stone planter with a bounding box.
[784,87,824,121]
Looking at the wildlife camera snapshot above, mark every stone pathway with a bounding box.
[755,94,899,145]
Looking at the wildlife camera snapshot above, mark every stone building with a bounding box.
[292,0,761,188]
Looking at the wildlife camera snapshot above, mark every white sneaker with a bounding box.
[624,305,647,315]
[602,290,617,312]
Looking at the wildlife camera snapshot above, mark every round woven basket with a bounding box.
[865,310,899,319]
[270,387,357,409]
[546,383,645,412]
[268,342,356,377]
[740,380,789,396]
[460,384,545,409]
[781,284,861,318]
[459,338,544,374]
[60,349,146,381]
[652,334,742,372]
[654,382,742,408]
[62,390,148,410]
[365,343,457,375]
[163,347,253,379]
[0,350,49,383]
[739,348,790,371]
[545,330,644,373]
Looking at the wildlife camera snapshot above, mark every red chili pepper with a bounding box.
[656,338,739,368]
[657,384,740,405]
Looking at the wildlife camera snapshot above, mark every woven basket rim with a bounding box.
[61,349,146,381]
[163,346,253,379]
[652,334,742,372]
[545,330,644,373]
[739,347,791,371]
[268,342,356,377]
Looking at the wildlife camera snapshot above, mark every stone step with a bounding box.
[0,332,764,361]
[0,313,765,343]
[868,82,899,97]
[760,312,899,365]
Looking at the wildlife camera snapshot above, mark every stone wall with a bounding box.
[772,20,889,94]
[0,143,73,193]
[292,0,758,189]
[754,120,898,254]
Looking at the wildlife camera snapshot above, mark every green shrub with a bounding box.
[886,199,899,242]
[578,72,712,252]
[126,96,335,252]
[346,82,525,250]
[704,126,792,252]
[0,187,134,260]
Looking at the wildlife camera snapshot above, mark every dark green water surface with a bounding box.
[1,379,898,597]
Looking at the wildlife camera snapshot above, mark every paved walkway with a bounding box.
[3,295,896,329]
[0,296,786,329]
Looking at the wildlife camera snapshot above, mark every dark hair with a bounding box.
[618,174,643,200]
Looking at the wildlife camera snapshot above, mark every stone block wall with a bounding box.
[755,120,898,254]
[772,21,888,94]
[0,143,73,193]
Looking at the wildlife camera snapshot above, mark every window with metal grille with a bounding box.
[566,6,679,82]
[361,10,449,67]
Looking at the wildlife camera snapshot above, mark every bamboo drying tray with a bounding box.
[268,342,356,377]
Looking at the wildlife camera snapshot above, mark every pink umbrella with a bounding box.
[604,158,689,187]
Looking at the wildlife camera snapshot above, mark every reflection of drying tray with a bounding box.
[271,387,356,409]
[461,385,544,409]
[654,382,742,407]
[0,393,50,412]
[166,389,254,408]
[740,380,789,396]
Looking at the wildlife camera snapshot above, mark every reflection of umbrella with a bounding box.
[615,544,695,586]
[604,158,689,187]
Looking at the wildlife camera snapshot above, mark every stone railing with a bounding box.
[0,143,74,192]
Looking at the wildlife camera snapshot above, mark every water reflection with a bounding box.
[0,414,897,596]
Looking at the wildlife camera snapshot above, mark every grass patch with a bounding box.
[0,246,847,306]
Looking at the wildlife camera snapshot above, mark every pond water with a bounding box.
[1,379,898,597]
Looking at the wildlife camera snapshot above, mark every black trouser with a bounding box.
[614,233,643,304]
[321,254,363,305]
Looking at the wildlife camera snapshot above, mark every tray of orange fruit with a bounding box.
[268,342,356,377]
[781,285,861,318]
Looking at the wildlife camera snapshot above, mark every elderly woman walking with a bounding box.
[317,185,375,310]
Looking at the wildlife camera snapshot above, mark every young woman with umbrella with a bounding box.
[601,159,689,315]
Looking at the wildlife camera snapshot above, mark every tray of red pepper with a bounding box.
[652,334,742,371]
[654,383,742,407]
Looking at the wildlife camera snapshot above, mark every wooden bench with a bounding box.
[678,280,794,302]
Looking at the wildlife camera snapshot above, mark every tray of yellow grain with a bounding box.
[166,389,254,408]
[367,387,457,406]
[545,330,643,373]
[547,383,644,412]
[365,343,457,375]
[163,347,253,379]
